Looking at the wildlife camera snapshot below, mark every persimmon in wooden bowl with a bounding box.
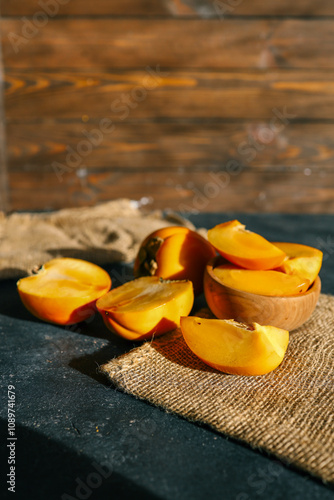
[204,256,321,331]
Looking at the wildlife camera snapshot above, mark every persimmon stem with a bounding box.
[135,237,163,277]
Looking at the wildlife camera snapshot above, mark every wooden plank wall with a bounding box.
[1,0,334,213]
[0,34,9,212]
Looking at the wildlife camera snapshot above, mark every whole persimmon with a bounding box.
[134,226,216,295]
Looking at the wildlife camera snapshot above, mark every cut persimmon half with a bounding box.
[17,258,111,325]
[96,276,194,341]
[180,316,289,376]
[208,220,286,270]
[134,226,216,295]
[212,264,310,296]
[273,242,323,285]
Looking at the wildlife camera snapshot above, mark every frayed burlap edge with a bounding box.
[102,294,334,485]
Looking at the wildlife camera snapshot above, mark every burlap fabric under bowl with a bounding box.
[102,294,334,485]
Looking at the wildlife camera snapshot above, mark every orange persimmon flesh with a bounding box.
[212,264,310,296]
[17,258,111,325]
[208,220,286,270]
[180,316,289,376]
[273,242,323,285]
[134,226,216,295]
[96,276,194,341]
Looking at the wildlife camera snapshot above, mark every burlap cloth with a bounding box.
[0,199,196,280]
[102,294,334,485]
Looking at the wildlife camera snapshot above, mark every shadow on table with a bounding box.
[0,277,40,323]
[69,341,134,386]
[1,419,162,500]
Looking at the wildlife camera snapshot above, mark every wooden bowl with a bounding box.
[204,256,321,331]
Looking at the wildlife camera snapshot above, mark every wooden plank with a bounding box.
[0,0,178,17]
[2,0,334,17]
[6,122,334,172]
[2,19,334,69]
[5,69,334,121]
[8,168,334,213]
[0,41,9,212]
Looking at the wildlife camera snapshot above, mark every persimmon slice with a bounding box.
[208,220,286,270]
[180,316,289,376]
[17,258,111,325]
[273,242,323,284]
[213,264,310,296]
[96,276,194,340]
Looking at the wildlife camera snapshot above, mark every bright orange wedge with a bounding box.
[17,258,111,325]
[273,242,323,285]
[96,276,194,341]
[180,316,289,376]
[212,263,310,296]
[208,220,286,270]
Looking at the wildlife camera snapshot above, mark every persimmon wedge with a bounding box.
[208,220,286,270]
[96,276,194,341]
[134,226,216,295]
[212,264,310,296]
[273,242,323,285]
[17,258,111,325]
[180,316,289,376]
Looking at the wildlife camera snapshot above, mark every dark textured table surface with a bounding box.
[1,213,334,500]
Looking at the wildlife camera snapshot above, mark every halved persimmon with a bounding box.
[273,242,323,285]
[96,276,194,341]
[17,258,111,325]
[212,263,310,296]
[134,226,216,295]
[180,316,289,376]
[208,220,286,270]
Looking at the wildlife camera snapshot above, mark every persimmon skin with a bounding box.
[17,258,111,325]
[18,293,99,326]
[102,314,181,342]
[273,242,323,285]
[180,316,289,376]
[138,226,190,243]
[96,276,194,341]
[134,226,216,295]
[208,220,286,270]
